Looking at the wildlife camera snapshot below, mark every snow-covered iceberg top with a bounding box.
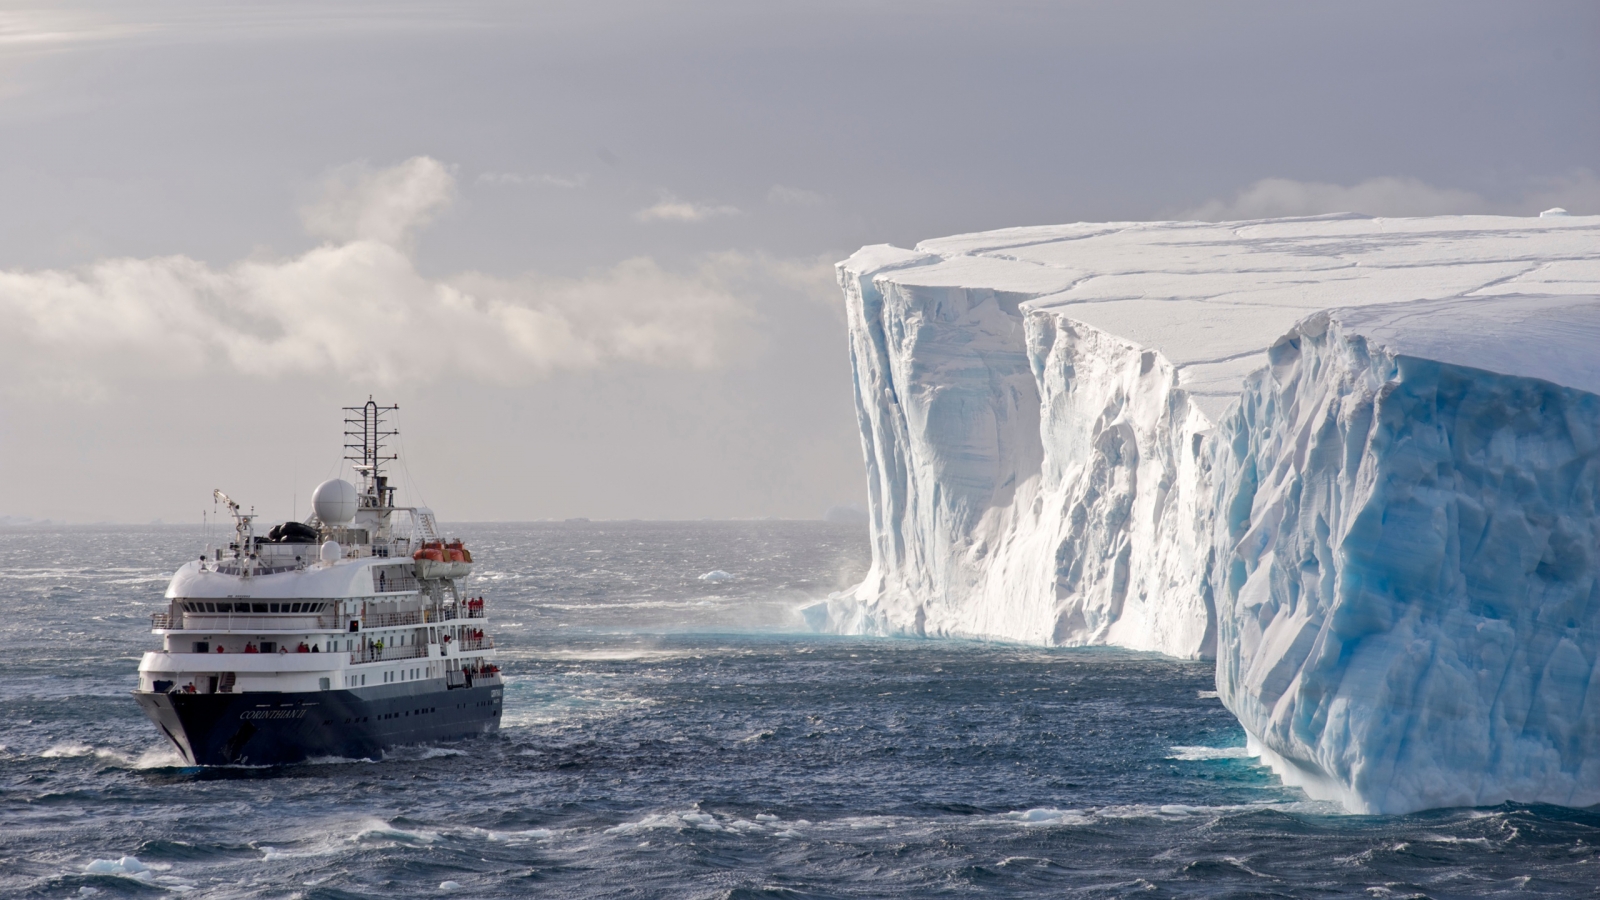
[829,212,1600,813]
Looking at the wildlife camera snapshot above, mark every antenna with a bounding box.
[213,488,256,568]
[343,398,400,509]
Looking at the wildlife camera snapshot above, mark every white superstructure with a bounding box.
[137,401,497,701]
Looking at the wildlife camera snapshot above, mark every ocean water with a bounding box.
[2,521,1598,899]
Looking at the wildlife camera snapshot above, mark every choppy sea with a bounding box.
[2,521,1598,899]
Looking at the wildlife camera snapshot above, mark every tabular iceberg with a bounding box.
[823,213,1600,812]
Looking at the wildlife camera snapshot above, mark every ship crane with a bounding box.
[213,488,256,561]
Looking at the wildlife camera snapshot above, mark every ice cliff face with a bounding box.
[826,213,1600,812]
[1214,295,1600,813]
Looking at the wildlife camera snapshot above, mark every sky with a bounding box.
[0,0,1596,524]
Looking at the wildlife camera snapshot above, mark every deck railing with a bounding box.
[435,605,486,622]
[366,610,426,627]
[152,604,486,632]
[349,644,432,665]
[153,612,343,631]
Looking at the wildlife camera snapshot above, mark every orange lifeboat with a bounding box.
[413,539,470,578]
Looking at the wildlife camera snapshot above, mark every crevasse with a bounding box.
[821,214,1600,813]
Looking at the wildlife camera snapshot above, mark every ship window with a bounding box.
[252,603,267,613]
[360,674,366,685]
[269,603,280,613]
[203,603,214,613]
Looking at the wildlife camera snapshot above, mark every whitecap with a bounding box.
[605,809,726,835]
[352,819,440,845]
[1167,745,1255,761]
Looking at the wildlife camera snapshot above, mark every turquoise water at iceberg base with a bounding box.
[2,522,1598,899]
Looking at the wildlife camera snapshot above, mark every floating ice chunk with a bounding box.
[1004,807,1091,827]
[697,570,733,583]
[1541,207,1570,217]
[83,857,153,882]
[439,881,463,892]
[823,504,869,525]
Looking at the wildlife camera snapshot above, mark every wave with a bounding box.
[39,742,184,769]
[1167,745,1257,761]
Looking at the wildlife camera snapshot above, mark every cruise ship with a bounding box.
[132,401,502,765]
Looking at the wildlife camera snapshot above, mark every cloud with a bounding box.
[767,185,824,206]
[635,192,740,223]
[1182,176,1487,221]
[0,9,147,48]
[299,156,456,246]
[476,171,588,189]
[1520,169,1600,217]
[0,157,818,397]
[1181,171,1600,221]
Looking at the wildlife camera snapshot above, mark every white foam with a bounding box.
[41,742,182,770]
[1166,745,1257,761]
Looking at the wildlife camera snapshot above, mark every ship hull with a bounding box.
[132,678,503,766]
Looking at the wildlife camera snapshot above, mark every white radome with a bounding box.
[312,478,358,525]
[320,540,342,563]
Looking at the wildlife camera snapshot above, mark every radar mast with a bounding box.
[343,398,399,509]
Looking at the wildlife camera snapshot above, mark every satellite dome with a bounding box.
[312,478,358,525]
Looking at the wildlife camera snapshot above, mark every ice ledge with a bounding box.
[1325,293,1600,397]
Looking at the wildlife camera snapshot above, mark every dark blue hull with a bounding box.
[132,676,503,766]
